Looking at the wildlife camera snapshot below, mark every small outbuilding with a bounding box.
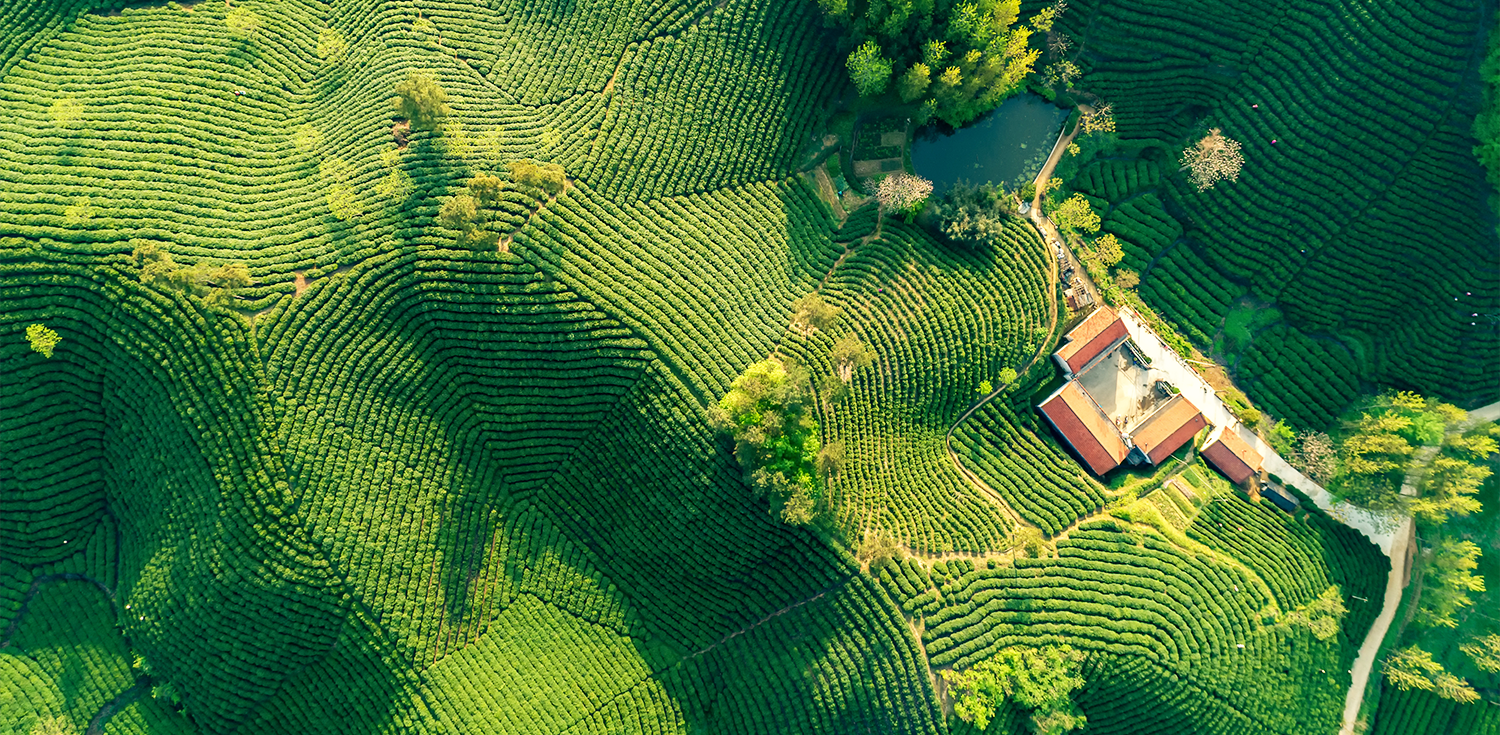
[1201,425,1263,485]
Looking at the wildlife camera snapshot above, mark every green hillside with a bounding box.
[0,1,1492,734]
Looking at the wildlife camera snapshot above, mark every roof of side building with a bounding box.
[1039,382,1130,475]
[1201,426,1263,484]
[1128,394,1207,465]
[1056,306,1129,375]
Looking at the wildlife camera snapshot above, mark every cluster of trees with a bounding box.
[821,0,1061,126]
[132,241,250,311]
[1330,392,1494,525]
[942,644,1087,735]
[1384,645,1480,704]
[707,357,825,524]
[1414,538,1485,629]
[929,180,1016,248]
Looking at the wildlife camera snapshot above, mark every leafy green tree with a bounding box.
[29,715,72,735]
[1412,456,1489,525]
[792,293,839,333]
[467,173,506,206]
[1383,646,1479,703]
[393,72,451,130]
[1092,233,1123,267]
[897,63,931,102]
[846,40,892,96]
[317,28,349,62]
[506,159,566,196]
[1461,633,1500,673]
[1415,539,1485,628]
[1052,193,1100,234]
[225,8,261,39]
[1278,585,1347,641]
[26,324,60,358]
[943,645,1087,734]
[706,358,823,525]
[439,194,479,239]
[930,180,1015,248]
[830,335,874,382]
[999,367,1018,384]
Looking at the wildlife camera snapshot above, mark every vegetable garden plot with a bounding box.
[1049,0,1500,412]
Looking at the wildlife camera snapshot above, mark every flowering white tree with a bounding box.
[1180,128,1244,191]
[876,173,933,214]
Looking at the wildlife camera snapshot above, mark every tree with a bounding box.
[1461,633,1500,673]
[29,716,72,735]
[26,324,59,358]
[943,645,1087,734]
[1114,269,1139,289]
[507,159,566,196]
[1383,646,1478,703]
[439,194,479,239]
[1292,431,1337,484]
[317,28,349,62]
[226,8,261,38]
[1052,193,1100,234]
[1278,585,1347,641]
[857,528,898,570]
[846,40,892,96]
[1411,455,1489,525]
[1079,104,1115,135]
[1331,411,1417,511]
[792,293,839,333]
[1180,128,1244,191]
[1415,538,1485,628]
[876,173,933,214]
[466,173,505,207]
[816,440,845,477]
[393,72,451,130]
[897,63,931,102]
[1042,60,1081,88]
[326,184,359,221]
[1092,233,1123,266]
[830,335,874,382]
[999,367,1018,385]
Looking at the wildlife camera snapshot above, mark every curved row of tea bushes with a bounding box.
[951,401,1107,536]
[1236,324,1362,430]
[1370,686,1500,735]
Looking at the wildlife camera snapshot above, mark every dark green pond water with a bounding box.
[912,95,1070,192]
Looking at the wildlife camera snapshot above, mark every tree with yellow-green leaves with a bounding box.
[1383,645,1479,703]
[393,72,450,130]
[1052,193,1100,234]
[26,324,60,358]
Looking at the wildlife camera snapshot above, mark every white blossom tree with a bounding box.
[1180,128,1244,191]
[876,173,933,214]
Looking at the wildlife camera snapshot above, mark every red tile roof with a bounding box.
[1202,427,1262,484]
[1129,395,1207,465]
[1039,382,1130,475]
[1056,306,1128,375]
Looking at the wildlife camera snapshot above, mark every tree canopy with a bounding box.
[706,358,824,525]
[393,72,451,130]
[943,645,1087,734]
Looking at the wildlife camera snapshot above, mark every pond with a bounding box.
[912,95,1070,193]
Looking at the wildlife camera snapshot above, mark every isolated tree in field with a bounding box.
[225,8,261,39]
[897,63,931,102]
[1181,128,1244,191]
[1383,646,1479,703]
[317,28,349,62]
[393,72,450,130]
[792,293,839,333]
[999,367,1018,385]
[944,645,1087,734]
[1278,585,1346,641]
[506,159,566,196]
[1052,193,1100,234]
[1461,634,1500,673]
[26,324,59,358]
[846,40,892,97]
[831,335,874,382]
[876,173,933,214]
[857,528,898,571]
[439,193,479,239]
[49,97,82,127]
